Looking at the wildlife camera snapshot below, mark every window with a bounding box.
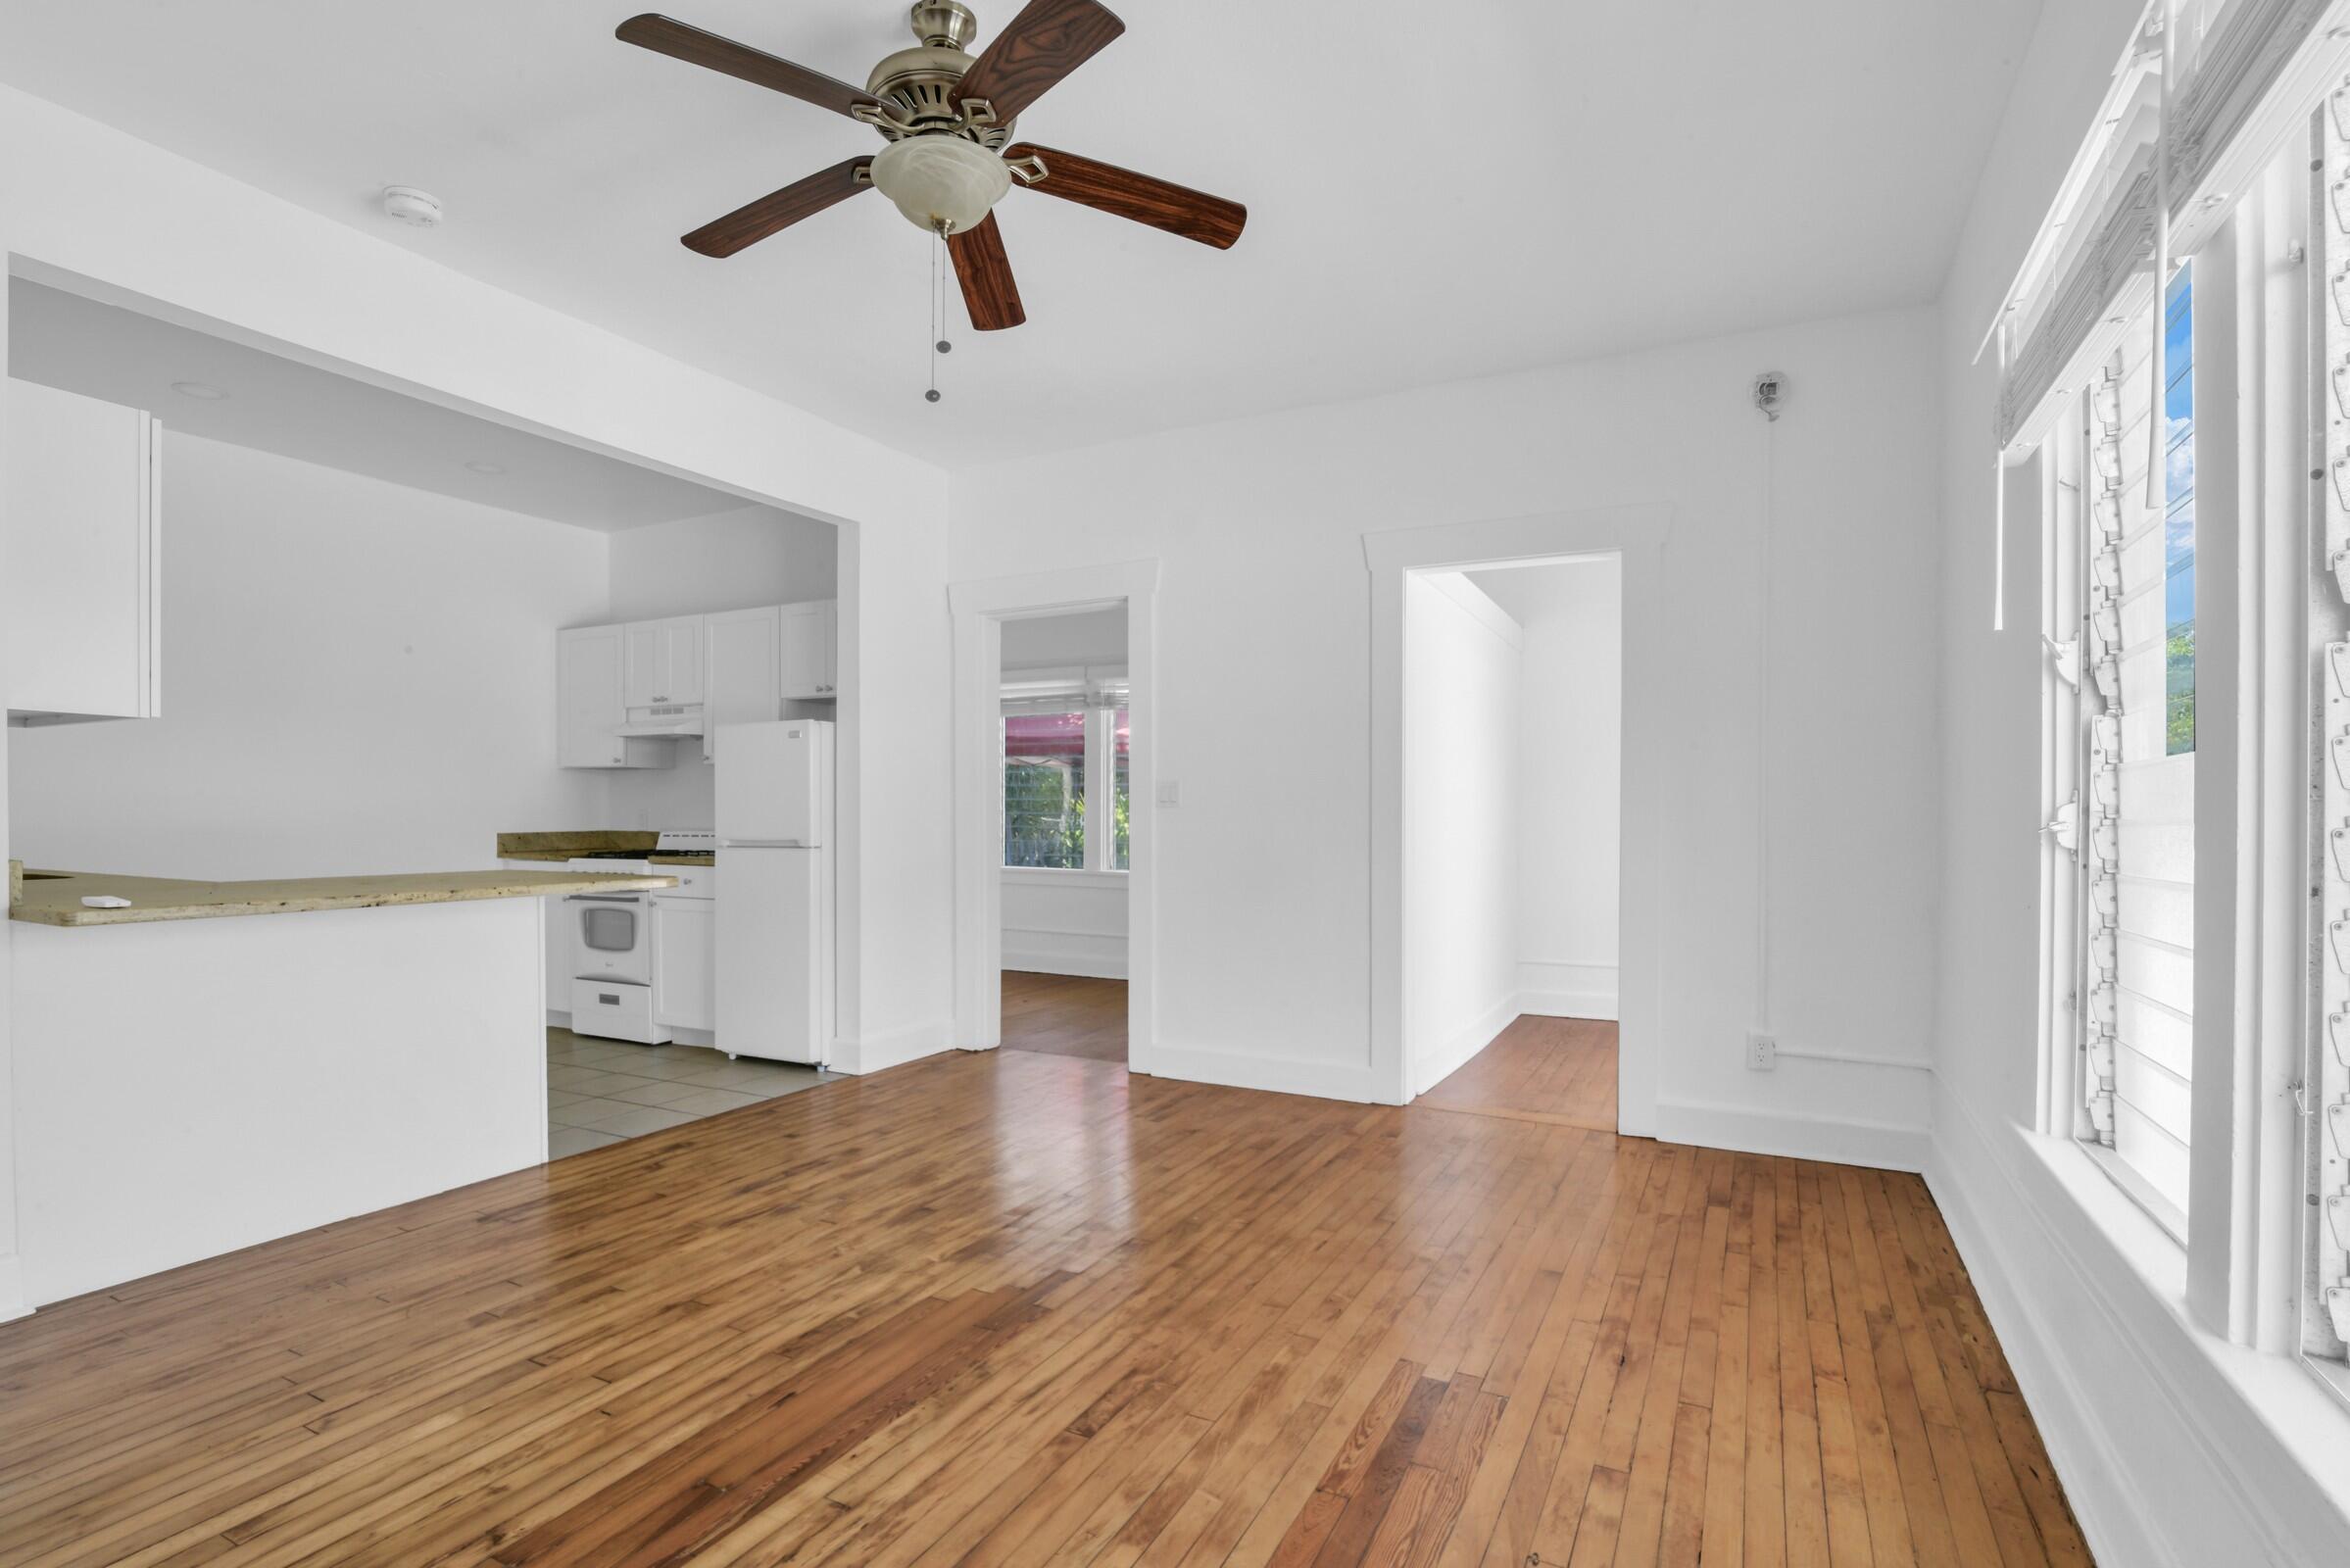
[1111,706,1131,871]
[1004,710,1087,869]
[2040,275,2197,1238]
[2163,270,2196,756]
[1002,666,1128,875]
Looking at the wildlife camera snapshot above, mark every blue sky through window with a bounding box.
[2163,266,2194,757]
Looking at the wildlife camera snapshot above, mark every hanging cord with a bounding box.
[1755,403,1777,1039]
[925,225,947,404]
[2146,0,2174,508]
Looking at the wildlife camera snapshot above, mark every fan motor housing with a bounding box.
[864,3,1012,148]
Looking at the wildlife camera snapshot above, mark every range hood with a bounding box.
[614,704,704,738]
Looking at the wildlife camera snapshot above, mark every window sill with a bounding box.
[2077,1139,2189,1246]
[1000,866,1129,887]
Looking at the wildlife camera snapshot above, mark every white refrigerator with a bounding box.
[714,718,834,1065]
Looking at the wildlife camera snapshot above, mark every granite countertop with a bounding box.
[10,866,679,928]
[495,830,715,866]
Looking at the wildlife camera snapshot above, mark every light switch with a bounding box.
[1156,781,1180,807]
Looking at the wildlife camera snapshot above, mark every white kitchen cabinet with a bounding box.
[559,625,666,768]
[779,599,837,700]
[702,605,783,763]
[622,615,706,709]
[502,859,577,1016]
[6,378,163,723]
[652,897,716,1032]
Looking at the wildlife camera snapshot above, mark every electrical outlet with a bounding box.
[1747,1032,1778,1071]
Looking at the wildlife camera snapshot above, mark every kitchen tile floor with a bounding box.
[544,1027,834,1158]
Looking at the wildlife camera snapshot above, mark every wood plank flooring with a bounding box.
[1002,970,1128,1062]
[1414,1015,1619,1132]
[0,1049,2087,1567]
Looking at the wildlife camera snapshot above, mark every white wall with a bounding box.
[1403,572,1520,1095]
[1930,1,2350,1562]
[997,604,1129,979]
[951,306,1942,1155]
[604,502,837,621]
[1001,607,1125,670]
[597,502,840,831]
[1474,559,1623,1021]
[7,432,606,877]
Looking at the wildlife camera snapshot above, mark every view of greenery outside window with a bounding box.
[1112,707,1131,870]
[2164,266,2195,756]
[1004,710,1086,868]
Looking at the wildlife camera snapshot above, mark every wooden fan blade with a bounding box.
[948,215,1026,331]
[958,0,1124,123]
[682,158,873,257]
[616,14,877,120]
[1004,143,1245,249]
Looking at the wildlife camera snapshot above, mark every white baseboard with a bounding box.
[546,1008,569,1029]
[1139,1041,1382,1103]
[829,1016,955,1077]
[0,1255,26,1325]
[1412,994,1519,1097]
[1002,941,1128,980]
[1927,1092,2350,1567]
[1517,959,1618,1021]
[1653,1098,1929,1172]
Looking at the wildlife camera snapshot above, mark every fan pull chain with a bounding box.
[924,223,953,404]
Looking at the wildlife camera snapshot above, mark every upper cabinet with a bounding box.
[780,600,838,700]
[621,615,705,709]
[704,605,781,763]
[560,600,834,768]
[559,626,667,769]
[6,379,163,724]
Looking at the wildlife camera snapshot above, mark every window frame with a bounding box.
[999,668,1130,878]
[2030,113,2330,1384]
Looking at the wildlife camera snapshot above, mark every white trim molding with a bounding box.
[1929,1091,2350,1567]
[830,1016,955,1077]
[951,559,1159,1067]
[1364,505,1669,1124]
[1517,959,1619,1021]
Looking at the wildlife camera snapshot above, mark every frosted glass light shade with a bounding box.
[869,135,1010,234]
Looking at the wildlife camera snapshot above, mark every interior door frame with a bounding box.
[950,559,1159,1063]
[1364,506,1667,1127]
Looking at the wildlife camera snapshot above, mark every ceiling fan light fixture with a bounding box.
[869,135,1009,234]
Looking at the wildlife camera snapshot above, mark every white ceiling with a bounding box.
[7,278,749,530]
[0,0,2042,469]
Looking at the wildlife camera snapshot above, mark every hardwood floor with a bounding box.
[1415,1015,1619,1131]
[1002,970,1127,1062]
[0,1050,2087,1567]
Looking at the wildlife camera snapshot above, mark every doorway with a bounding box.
[997,605,1131,1063]
[1365,507,1663,1126]
[1402,558,1622,1128]
[950,561,1159,1067]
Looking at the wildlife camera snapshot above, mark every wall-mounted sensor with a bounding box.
[1753,371,1787,421]
[381,185,443,227]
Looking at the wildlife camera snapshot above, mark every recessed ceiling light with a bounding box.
[171,381,228,400]
[464,460,507,475]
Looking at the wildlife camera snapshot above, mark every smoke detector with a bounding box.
[380,185,443,227]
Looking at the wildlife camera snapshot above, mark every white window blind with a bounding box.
[1995,0,2336,452]
[2312,84,2350,1359]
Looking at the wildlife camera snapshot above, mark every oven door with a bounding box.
[568,894,652,985]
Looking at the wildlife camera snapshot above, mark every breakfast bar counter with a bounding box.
[9,865,675,927]
[6,860,641,1312]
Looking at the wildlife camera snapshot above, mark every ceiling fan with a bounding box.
[615,0,1248,332]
